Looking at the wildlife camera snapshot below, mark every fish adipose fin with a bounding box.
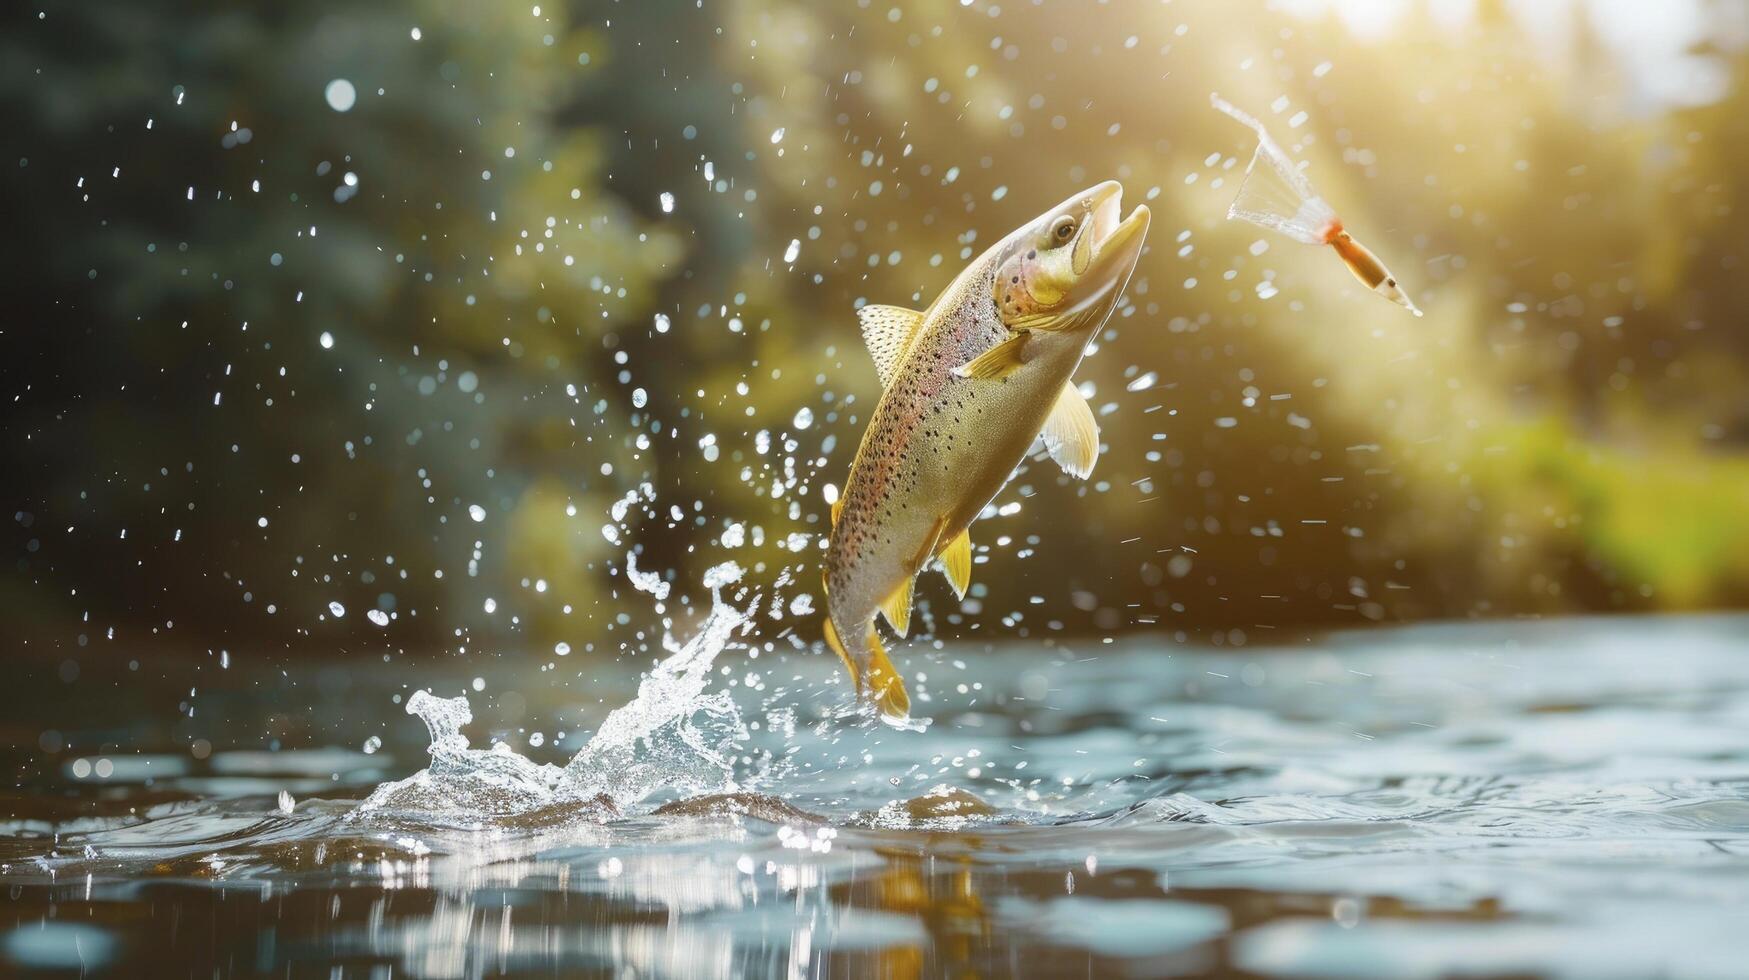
[879,575,914,638]
[857,304,927,388]
[953,331,1030,380]
[1042,382,1099,479]
[938,528,972,599]
[910,515,948,570]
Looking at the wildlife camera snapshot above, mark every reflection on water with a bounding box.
[6,615,1749,977]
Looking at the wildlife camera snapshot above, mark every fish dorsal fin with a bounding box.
[1042,382,1099,479]
[938,527,972,600]
[857,304,926,388]
[878,575,914,638]
[953,331,1030,380]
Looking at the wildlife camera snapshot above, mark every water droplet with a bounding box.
[324,79,356,113]
[328,601,346,618]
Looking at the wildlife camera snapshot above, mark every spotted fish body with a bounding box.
[823,181,1151,719]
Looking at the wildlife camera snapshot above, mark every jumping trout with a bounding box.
[822,181,1151,719]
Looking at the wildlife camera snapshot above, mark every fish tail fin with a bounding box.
[823,613,911,720]
[864,625,911,720]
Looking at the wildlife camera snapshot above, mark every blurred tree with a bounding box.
[4,0,1748,668]
[0,0,680,657]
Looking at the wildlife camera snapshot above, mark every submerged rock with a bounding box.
[883,784,998,824]
[653,792,821,824]
[494,793,621,830]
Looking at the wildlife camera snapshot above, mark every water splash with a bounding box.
[353,691,566,822]
[624,550,671,601]
[354,562,752,825]
[559,562,748,805]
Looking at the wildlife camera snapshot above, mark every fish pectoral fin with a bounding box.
[857,304,927,388]
[937,527,972,600]
[953,331,1030,380]
[864,626,911,720]
[878,575,915,639]
[1042,382,1100,479]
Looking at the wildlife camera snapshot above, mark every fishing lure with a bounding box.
[1211,93,1422,317]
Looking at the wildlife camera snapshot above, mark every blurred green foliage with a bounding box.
[4,0,1747,662]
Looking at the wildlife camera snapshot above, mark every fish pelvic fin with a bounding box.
[1042,382,1099,479]
[878,575,914,638]
[938,528,972,599]
[953,331,1030,380]
[864,625,911,720]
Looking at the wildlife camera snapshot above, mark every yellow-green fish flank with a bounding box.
[823,181,1151,719]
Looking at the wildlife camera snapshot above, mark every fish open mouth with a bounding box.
[1076,181,1151,304]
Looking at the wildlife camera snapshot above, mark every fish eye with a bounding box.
[1385,277,1396,287]
[1051,216,1077,241]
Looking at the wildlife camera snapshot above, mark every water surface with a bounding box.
[6,615,1748,978]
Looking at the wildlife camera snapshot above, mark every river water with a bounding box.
[5,613,1748,978]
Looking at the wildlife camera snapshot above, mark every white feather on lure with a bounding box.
[1210,93,1423,316]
